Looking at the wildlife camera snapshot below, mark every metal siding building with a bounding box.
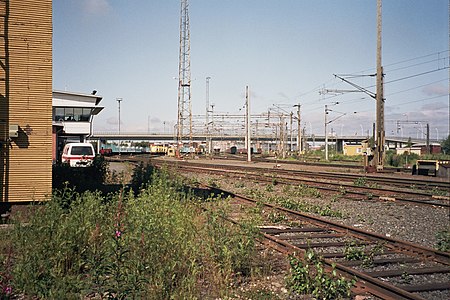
[0,0,52,202]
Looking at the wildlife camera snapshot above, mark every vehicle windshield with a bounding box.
[71,146,93,156]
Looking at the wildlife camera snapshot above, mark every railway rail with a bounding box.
[170,159,449,189]
[110,154,448,189]
[148,159,449,208]
[206,186,450,300]
[213,154,408,172]
[107,156,449,298]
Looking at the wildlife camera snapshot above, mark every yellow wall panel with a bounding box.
[0,0,53,202]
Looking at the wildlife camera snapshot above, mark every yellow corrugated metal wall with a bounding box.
[0,0,52,202]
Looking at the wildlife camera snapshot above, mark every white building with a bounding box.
[52,90,104,162]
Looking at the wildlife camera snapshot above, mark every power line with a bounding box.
[320,65,448,102]
[386,57,448,73]
[384,50,449,69]
[354,50,450,75]
[386,78,448,97]
[272,51,449,117]
[385,66,449,85]
[388,94,447,106]
[298,51,449,106]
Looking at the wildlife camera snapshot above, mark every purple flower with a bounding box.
[115,230,122,238]
[4,286,12,294]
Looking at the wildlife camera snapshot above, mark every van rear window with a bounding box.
[71,146,94,156]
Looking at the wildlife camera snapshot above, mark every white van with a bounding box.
[61,143,95,167]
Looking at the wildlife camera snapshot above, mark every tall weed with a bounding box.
[6,170,258,299]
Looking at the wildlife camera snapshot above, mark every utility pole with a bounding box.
[117,97,122,155]
[325,105,329,161]
[177,0,192,155]
[206,76,211,154]
[245,86,251,162]
[280,114,286,159]
[295,104,301,155]
[325,1,384,169]
[324,102,347,161]
[289,112,293,152]
[375,0,385,170]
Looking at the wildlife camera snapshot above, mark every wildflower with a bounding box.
[115,230,122,238]
[4,286,12,295]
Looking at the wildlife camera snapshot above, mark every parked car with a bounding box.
[61,142,95,167]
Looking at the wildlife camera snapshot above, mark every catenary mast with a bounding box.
[177,0,192,151]
[375,0,385,170]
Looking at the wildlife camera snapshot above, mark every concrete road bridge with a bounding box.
[90,132,430,150]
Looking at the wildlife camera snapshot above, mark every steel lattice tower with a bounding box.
[177,0,192,148]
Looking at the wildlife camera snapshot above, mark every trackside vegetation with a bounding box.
[288,250,355,300]
[2,161,364,299]
[0,169,259,299]
[52,156,109,193]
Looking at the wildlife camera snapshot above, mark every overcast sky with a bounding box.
[53,0,449,140]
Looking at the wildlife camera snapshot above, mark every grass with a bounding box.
[0,169,260,299]
[267,195,342,218]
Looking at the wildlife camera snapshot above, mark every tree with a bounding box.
[406,137,412,148]
[441,134,450,154]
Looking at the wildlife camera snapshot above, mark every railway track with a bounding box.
[272,168,450,191]
[111,154,448,189]
[170,159,449,190]
[108,156,449,298]
[205,185,450,300]
[149,159,449,208]
[213,154,408,173]
[214,153,368,167]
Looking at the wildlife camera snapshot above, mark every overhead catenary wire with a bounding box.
[286,50,448,109]
[386,57,448,73]
[387,94,447,107]
[315,65,448,103]
[384,66,449,85]
[243,50,449,136]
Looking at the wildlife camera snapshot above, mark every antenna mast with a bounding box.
[177,0,192,150]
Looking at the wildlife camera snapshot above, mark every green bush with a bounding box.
[130,161,155,193]
[288,250,355,299]
[52,156,109,192]
[3,170,258,299]
[385,150,420,167]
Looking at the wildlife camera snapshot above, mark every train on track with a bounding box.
[98,143,206,157]
[99,144,170,156]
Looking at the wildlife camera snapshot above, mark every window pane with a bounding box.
[65,108,74,121]
[81,108,92,121]
[71,146,93,156]
[74,108,82,121]
[55,107,64,121]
